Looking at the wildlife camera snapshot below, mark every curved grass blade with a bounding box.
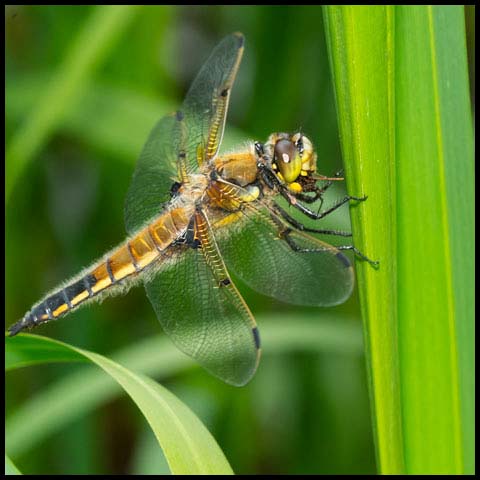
[5,333,86,369]
[6,315,363,457]
[5,334,233,475]
[5,454,22,475]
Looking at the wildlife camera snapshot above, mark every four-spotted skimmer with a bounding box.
[9,33,375,386]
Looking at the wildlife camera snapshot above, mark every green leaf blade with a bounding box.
[396,5,474,474]
[5,335,233,475]
[323,5,402,474]
[5,454,22,475]
[324,4,474,475]
[5,315,363,459]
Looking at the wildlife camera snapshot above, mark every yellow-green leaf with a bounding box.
[324,5,474,475]
[5,335,233,475]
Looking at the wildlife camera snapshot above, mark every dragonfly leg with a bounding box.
[293,168,344,204]
[280,228,379,267]
[336,245,379,266]
[284,193,368,220]
[289,178,336,213]
[291,187,326,205]
[272,202,352,237]
[259,163,367,221]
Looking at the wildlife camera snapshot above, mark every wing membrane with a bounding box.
[213,200,354,306]
[178,32,244,172]
[125,33,244,234]
[124,114,179,235]
[145,212,260,386]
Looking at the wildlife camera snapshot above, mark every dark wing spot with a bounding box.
[252,327,261,349]
[336,252,351,268]
[220,278,231,286]
[170,181,182,197]
[233,32,245,48]
[220,88,229,97]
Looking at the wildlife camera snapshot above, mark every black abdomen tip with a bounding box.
[8,322,23,336]
[8,314,31,336]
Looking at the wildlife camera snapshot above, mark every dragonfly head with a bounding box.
[265,133,318,189]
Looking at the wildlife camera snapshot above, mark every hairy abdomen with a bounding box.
[9,206,192,336]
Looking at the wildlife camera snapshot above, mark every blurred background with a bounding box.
[5,5,475,475]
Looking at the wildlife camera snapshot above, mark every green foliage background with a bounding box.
[5,5,474,475]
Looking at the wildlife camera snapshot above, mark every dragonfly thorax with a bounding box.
[183,174,209,192]
[174,174,209,206]
[212,142,258,187]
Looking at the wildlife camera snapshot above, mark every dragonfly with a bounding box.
[8,33,376,386]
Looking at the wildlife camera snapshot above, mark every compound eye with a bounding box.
[274,139,302,183]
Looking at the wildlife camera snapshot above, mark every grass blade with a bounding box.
[396,6,474,474]
[323,6,402,474]
[5,454,22,475]
[324,5,474,474]
[5,335,233,475]
[5,315,362,457]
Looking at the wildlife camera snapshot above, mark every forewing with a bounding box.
[124,114,179,235]
[178,32,244,172]
[144,216,260,386]
[214,201,354,306]
[125,33,244,235]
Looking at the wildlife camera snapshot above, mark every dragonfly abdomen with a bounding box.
[8,246,146,336]
[9,207,193,336]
